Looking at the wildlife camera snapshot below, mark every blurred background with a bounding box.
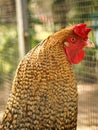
[0,0,98,129]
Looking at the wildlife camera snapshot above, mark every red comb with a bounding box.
[73,23,92,40]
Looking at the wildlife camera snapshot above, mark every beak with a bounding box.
[86,39,95,48]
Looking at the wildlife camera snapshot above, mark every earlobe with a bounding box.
[64,42,69,47]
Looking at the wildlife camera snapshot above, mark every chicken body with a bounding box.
[2,27,78,130]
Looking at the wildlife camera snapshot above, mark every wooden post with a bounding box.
[16,0,30,59]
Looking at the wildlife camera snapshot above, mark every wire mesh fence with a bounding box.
[0,0,98,129]
[0,0,16,24]
[0,0,18,124]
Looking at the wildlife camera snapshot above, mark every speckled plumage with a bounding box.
[2,27,78,130]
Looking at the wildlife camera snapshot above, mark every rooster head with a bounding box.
[63,23,94,64]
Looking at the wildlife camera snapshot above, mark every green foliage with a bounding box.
[0,25,19,86]
[28,0,42,47]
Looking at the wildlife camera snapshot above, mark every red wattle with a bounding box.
[63,46,85,64]
[72,50,85,64]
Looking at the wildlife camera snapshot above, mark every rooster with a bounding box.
[1,23,94,130]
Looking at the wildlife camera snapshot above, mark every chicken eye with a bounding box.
[71,37,76,43]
